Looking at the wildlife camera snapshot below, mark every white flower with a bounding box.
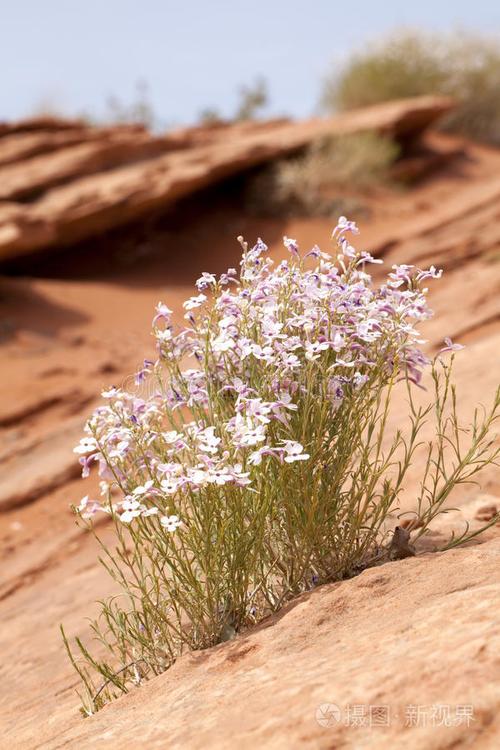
[241,398,272,424]
[122,498,142,512]
[333,216,359,237]
[352,371,368,388]
[162,430,182,444]
[248,449,264,466]
[188,468,209,487]
[330,332,345,351]
[283,236,299,256]
[183,294,207,310]
[305,341,329,361]
[158,461,184,476]
[207,469,233,485]
[77,495,89,512]
[261,319,283,338]
[155,329,173,342]
[218,315,238,330]
[281,352,301,369]
[250,344,275,362]
[197,426,221,453]
[196,272,217,290]
[76,495,104,519]
[73,437,97,455]
[282,441,310,463]
[160,477,183,494]
[212,334,235,352]
[101,387,121,399]
[227,415,267,447]
[120,509,141,523]
[329,358,355,370]
[141,507,159,517]
[156,302,172,316]
[119,497,145,522]
[160,515,182,532]
[133,480,154,496]
[230,466,251,486]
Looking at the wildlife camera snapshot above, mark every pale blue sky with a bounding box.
[1,0,499,126]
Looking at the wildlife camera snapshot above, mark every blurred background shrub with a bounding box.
[322,30,500,145]
[246,131,399,217]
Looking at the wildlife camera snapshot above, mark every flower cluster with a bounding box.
[74,217,441,527]
[68,216,500,717]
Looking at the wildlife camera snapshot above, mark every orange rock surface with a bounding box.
[0,108,499,749]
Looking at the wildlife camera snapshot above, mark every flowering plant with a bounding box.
[63,218,499,714]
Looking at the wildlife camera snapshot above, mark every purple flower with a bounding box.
[357,251,383,266]
[440,337,465,354]
[196,272,217,290]
[416,265,443,282]
[152,302,173,325]
[79,454,96,478]
[332,216,359,238]
[135,359,154,385]
[283,236,299,257]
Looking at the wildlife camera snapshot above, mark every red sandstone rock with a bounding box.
[0,96,453,260]
[0,417,84,511]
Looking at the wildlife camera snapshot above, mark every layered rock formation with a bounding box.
[0,96,453,260]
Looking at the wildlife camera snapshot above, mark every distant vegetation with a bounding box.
[234,77,268,121]
[104,79,159,130]
[322,30,500,145]
[246,131,399,217]
[198,77,269,125]
[28,77,270,131]
[27,79,161,130]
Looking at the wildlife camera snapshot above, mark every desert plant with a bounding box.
[323,30,500,145]
[197,77,268,126]
[246,131,399,217]
[63,218,499,714]
[235,77,268,121]
[105,79,158,130]
[198,78,269,126]
[198,107,225,125]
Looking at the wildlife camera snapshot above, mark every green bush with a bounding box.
[323,30,500,145]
